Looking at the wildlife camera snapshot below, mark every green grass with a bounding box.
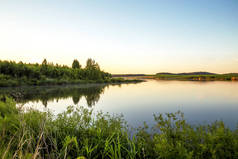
[0,97,238,158]
[0,76,143,87]
[155,73,238,81]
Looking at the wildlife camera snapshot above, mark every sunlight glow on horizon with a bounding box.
[0,0,238,74]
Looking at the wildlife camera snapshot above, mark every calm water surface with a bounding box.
[3,80,238,128]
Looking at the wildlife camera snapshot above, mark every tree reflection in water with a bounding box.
[0,84,109,107]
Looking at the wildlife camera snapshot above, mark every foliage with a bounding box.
[86,58,100,70]
[72,59,81,69]
[0,59,142,87]
[0,59,112,87]
[0,97,237,158]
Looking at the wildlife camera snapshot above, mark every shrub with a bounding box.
[1,98,237,158]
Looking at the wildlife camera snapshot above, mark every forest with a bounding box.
[0,59,140,87]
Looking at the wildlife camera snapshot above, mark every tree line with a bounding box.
[0,58,111,81]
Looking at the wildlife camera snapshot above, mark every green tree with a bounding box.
[86,58,100,70]
[42,59,47,66]
[72,59,81,69]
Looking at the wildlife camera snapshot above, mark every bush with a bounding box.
[1,98,237,158]
[0,59,113,87]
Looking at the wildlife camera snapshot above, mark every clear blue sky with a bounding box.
[0,0,238,73]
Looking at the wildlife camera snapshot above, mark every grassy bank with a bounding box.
[155,73,238,81]
[0,76,143,87]
[0,97,237,158]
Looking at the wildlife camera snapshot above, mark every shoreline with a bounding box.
[115,75,238,81]
[0,78,145,88]
[1,97,237,158]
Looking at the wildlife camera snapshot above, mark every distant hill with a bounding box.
[156,72,216,75]
[155,72,238,81]
[112,72,238,81]
[224,73,238,76]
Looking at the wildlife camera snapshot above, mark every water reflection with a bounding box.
[0,80,237,129]
[0,84,109,107]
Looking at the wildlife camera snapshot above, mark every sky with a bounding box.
[0,0,238,74]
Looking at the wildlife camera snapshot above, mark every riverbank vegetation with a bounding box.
[111,72,238,81]
[0,59,142,87]
[1,97,237,159]
[155,72,238,81]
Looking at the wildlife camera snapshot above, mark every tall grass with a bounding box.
[0,97,237,158]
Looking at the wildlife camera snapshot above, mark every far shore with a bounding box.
[112,73,238,81]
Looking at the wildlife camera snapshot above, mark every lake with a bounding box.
[2,80,238,129]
